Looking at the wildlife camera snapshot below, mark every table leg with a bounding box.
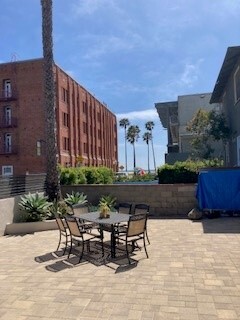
[110,225,116,258]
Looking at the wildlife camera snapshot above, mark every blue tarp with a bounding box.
[196,169,240,210]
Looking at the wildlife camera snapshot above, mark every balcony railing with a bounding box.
[0,117,17,128]
[0,145,18,155]
[0,89,18,101]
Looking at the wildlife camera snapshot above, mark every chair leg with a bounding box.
[56,231,61,252]
[143,235,149,259]
[146,229,150,245]
[68,239,73,258]
[62,233,69,256]
[79,241,84,263]
[126,241,131,264]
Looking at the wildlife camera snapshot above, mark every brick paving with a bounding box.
[0,217,240,319]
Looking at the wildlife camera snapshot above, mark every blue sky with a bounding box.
[1,0,240,170]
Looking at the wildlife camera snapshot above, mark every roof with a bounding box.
[210,46,240,103]
[155,101,178,128]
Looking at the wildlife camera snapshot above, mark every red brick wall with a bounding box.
[0,59,118,175]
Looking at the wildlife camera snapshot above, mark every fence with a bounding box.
[0,174,46,199]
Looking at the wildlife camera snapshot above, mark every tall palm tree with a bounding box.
[126,125,140,172]
[41,0,60,201]
[143,132,152,174]
[119,118,130,172]
[145,121,156,172]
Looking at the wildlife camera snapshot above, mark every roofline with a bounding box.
[210,46,240,104]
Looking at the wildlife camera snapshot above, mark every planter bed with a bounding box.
[5,220,57,235]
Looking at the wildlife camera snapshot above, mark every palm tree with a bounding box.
[126,125,140,172]
[143,132,152,174]
[119,118,130,172]
[145,121,156,172]
[41,0,60,201]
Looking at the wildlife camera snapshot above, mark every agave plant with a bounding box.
[64,191,88,207]
[98,194,117,212]
[18,192,52,222]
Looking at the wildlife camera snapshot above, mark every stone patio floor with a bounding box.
[0,217,240,320]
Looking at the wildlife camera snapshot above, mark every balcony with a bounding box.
[0,89,18,101]
[0,117,17,128]
[0,145,18,155]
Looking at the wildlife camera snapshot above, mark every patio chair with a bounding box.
[72,203,97,231]
[133,204,150,244]
[55,216,71,256]
[117,202,132,214]
[65,216,104,263]
[115,213,148,264]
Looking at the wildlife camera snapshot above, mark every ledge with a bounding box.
[4,220,58,235]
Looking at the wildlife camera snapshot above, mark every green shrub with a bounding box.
[157,159,223,184]
[60,166,113,185]
[98,194,117,212]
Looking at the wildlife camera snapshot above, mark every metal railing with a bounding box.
[0,117,18,128]
[0,89,18,101]
[0,174,46,199]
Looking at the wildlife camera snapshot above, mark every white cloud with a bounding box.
[116,109,158,121]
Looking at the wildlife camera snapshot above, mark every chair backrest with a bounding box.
[65,217,83,237]
[72,204,89,217]
[56,217,67,232]
[127,213,147,237]
[118,202,132,214]
[134,203,149,215]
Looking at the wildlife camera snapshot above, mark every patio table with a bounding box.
[78,211,131,258]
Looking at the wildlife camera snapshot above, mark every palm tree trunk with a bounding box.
[125,128,128,172]
[133,143,136,172]
[151,136,156,172]
[41,0,60,201]
[147,143,150,173]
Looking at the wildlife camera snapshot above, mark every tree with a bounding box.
[119,118,130,172]
[143,132,152,173]
[186,109,231,160]
[41,0,60,201]
[126,125,140,172]
[145,121,156,172]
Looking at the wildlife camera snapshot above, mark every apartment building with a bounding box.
[0,58,118,176]
[155,93,221,164]
[210,46,240,166]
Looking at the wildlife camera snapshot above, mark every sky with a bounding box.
[1,0,240,171]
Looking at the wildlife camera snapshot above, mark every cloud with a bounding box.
[116,109,158,121]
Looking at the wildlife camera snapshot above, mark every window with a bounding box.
[97,112,101,122]
[83,101,87,114]
[36,141,41,156]
[3,79,11,98]
[2,165,13,176]
[4,133,12,153]
[62,88,69,103]
[83,142,88,153]
[234,66,240,103]
[63,112,69,127]
[5,106,12,126]
[63,137,70,151]
[83,122,88,134]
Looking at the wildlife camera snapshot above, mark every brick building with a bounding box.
[0,58,118,176]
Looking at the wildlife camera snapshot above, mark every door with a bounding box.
[5,106,12,126]
[4,133,12,153]
[3,80,11,98]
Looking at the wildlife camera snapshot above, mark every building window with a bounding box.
[2,165,13,176]
[3,79,12,98]
[98,129,101,139]
[4,133,12,153]
[36,141,41,156]
[63,112,69,127]
[83,121,88,134]
[83,142,88,153]
[62,88,69,103]
[234,66,240,103]
[4,106,12,126]
[63,137,70,151]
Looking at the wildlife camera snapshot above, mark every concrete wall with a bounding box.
[0,184,198,236]
[61,184,198,217]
